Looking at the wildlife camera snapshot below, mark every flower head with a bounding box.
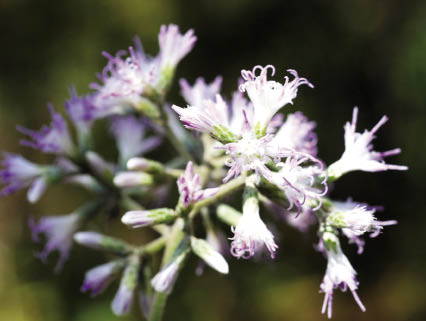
[91,37,158,114]
[172,94,237,143]
[17,105,75,156]
[0,153,51,202]
[320,243,365,319]
[81,260,125,297]
[239,65,313,131]
[158,24,196,72]
[177,162,219,206]
[328,107,408,178]
[273,111,318,156]
[180,76,222,107]
[230,180,278,259]
[110,115,161,162]
[65,88,99,136]
[271,157,327,214]
[218,133,284,182]
[29,212,82,272]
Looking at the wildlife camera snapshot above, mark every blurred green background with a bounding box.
[0,0,425,320]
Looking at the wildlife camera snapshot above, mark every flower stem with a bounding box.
[189,174,247,219]
[149,219,185,321]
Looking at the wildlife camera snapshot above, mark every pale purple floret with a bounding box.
[29,213,81,272]
[329,107,408,177]
[65,88,99,134]
[0,153,46,200]
[239,65,313,130]
[110,115,161,162]
[332,199,397,253]
[172,94,230,134]
[151,259,180,294]
[179,76,223,107]
[158,24,197,71]
[271,157,328,215]
[17,105,75,156]
[81,260,124,297]
[91,43,148,113]
[112,280,135,316]
[230,201,278,259]
[273,111,318,156]
[177,162,219,206]
[320,244,365,319]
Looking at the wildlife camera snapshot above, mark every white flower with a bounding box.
[158,24,197,71]
[230,180,278,259]
[328,107,408,178]
[239,65,313,131]
[172,94,233,141]
[271,157,327,214]
[320,243,365,319]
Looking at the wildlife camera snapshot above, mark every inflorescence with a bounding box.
[0,24,407,320]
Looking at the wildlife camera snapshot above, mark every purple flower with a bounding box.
[90,37,157,113]
[320,243,365,319]
[29,212,82,272]
[81,260,125,297]
[239,65,313,131]
[328,107,408,178]
[151,251,188,294]
[177,162,219,207]
[1,153,47,202]
[65,88,99,135]
[111,259,140,316]
[179,76,222,107]
[272,112,318,156]
[110,115,161,162]
[158,24,197,72]
[17,105,75,156]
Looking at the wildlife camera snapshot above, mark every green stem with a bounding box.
[136,236,167,256]
[149,219,185,321]
[189,174,247,219]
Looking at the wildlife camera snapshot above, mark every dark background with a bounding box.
[0,0,425,320]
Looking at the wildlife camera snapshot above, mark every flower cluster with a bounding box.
[0,24,407,321]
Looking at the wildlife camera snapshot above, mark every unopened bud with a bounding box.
[113,171,154,187]
[191,236,229,274]
[74,231,134,255]
[121,208,176,228]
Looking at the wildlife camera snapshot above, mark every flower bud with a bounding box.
[151,251,188,294]
[121,208,176,228]
[191,237,229,274]
[113,171,154,187]
[81,259,126,297]
[127,157,164,174]
[74,231,134,255]
[112,256,140,316]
